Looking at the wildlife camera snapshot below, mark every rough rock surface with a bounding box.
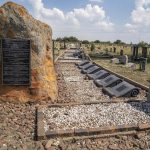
[0,2,58,102]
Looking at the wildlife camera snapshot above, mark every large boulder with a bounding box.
[0,2,58,102]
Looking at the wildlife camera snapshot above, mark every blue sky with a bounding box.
[1,0,150,43]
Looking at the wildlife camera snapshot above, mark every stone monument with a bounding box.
[0,2,58,102]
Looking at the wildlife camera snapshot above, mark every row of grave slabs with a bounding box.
[37,50,150,140]
[78,60,148,98]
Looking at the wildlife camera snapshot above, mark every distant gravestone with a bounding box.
[126,63,136,70]
[142,47,148,58]
[105,48,108,54]
[2,39,31,85]
[114,47,116,53]
[120,49,124,56]
[123,55,128,65]
[119,55,128,65]
[131,45,139,60]
[110,58,120,64]
[139,57,147,72]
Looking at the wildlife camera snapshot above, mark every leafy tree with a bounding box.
[56,36,79,42]
[138,41,148,47]
[56,37,63,41]
[114,40,125,45]
[94,40,101,43]
[82,40,90,44]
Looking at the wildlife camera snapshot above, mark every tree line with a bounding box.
[55,36,149,46]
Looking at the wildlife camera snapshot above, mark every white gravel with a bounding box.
[43,102,150,131]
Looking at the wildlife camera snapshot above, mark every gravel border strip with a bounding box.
[37,107,150,140]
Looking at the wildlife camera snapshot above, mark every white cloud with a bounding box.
[126,0,150,31]
[27,0,114,39]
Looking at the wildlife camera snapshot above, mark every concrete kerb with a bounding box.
[48,99,146,108]
[37,109,45,140]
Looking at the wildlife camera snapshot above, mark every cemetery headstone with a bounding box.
[139,57,147,72]
[105,48,108,54]
[110,58,120,64]
[114,47,116,53]
[142,47,148,58]
[120,49,124,56]
[121,55,128,65]
[126,63,136,70]
[131,45,139,60]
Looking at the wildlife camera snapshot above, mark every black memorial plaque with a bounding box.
[2,39,31,85]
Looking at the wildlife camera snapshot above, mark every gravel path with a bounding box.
[43,102,150,131]
[0,101,45,150]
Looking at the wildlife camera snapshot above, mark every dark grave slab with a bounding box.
[76,60,89,66]
[81,65,100,74]
[78,62,94,70]
[2,39,31,85]
[103,81,140,97]
[87,70,110,80]
[94,75,123,88]
[78,62,91,69]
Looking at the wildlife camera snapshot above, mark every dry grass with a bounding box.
[94,59,150,87]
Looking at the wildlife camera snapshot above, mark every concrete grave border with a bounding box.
[37,104,150,140]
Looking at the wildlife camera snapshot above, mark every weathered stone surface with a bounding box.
[0,2,58,102]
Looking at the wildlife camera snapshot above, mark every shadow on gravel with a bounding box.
[128,101,150,117]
